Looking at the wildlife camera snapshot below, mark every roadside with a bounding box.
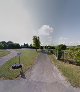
[49,54,80,88]
[0,50,10,58]
[0,50,17,66]
[0,49,39,79]
[0,52,79,92]
[24,52,79,92]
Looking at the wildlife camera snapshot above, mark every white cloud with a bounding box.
[38,25,54,45]
[58,37,80,46]
[58,37,69,45]
[68,41,80,46]
[38,25,54,36]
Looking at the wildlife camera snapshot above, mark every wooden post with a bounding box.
[17,53,21,64]
[19,55,20,64]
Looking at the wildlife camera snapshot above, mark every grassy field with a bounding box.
[0,49,39,79]
[0,50,10,58]
[49,54,80,87]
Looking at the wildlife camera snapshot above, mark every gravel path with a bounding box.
[0,50,18,66]
[0,52,79,92]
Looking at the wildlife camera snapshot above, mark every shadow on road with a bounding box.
[20,68,26,79]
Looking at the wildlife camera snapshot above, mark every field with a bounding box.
[0,49,39,79]
[49,54,80,87]
[64,48,80,65]
[0,50,10,58]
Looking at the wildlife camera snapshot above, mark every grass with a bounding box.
[0,50,10,58]
[0,49,39,79]
[49,54,80,87]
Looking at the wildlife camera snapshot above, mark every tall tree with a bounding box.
[33,36,41,51]
[0,41,7,49]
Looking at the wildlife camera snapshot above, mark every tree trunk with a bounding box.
[36,48,37,52]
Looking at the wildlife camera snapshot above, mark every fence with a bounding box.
[53,48,80,65]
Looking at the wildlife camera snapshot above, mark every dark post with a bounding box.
[17,53,21,64]
[19,55,20,64]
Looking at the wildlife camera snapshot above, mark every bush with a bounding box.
[76,60,80,66]
[63,48,80,66]
[58,50,63,60]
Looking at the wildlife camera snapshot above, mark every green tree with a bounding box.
[58,44,67,50]
[55,44,66,60]
[33,36,41,51]
[1,41,7,49]
[0,43,4,49]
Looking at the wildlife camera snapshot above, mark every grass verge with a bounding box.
[0,49,39,79]
[49,54,80,87]
[0,50,10,58]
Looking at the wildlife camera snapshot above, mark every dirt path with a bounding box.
[0,50,18,66]
[0,52,79,92]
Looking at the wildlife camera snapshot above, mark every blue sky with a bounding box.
[0,0,80,45]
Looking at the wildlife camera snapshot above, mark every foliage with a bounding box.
[21,43,29,48]
[57,44,67,50]
[0,41,20,49]
[45,45,55,49]
[49,55,80,87]
[40,46,43,50]
[58,49,63,60]
[33,36,41,51]
[63,48,80,65]
[54,44,67,60]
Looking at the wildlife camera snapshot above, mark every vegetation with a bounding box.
[53,44,80,66]
[0,41,20,49]
[0,50,10,58]
[21,43,35,49]
[0,49,39,79]
[44,45,55,49]
[48,44,80,87]
[57,44,67,50]
[53,44,67,60]
[33,36,41,51]
[63,48,80,65]
[0,41,37,49]
[49,54,80,87]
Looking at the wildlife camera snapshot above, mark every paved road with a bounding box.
[0,53,79,92]
[0,50,18,66]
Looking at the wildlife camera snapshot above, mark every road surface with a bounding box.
[0,50,18,66]
[0,53,79,92]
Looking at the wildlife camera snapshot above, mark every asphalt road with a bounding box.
[0,53,79,92]
[0,50,18,66]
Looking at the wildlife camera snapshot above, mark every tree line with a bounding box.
[0,41,21,49]
[0,36,41,49]
[0,36,67,50]
[0,41,38,49]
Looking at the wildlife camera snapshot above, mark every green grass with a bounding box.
[0,49,39,79]
[49,54,80,87]
[0,50,10,58]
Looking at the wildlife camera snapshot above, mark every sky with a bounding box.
[0,0,80,46]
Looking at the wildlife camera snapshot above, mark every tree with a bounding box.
[0,41,20,49]
[0,43,4,49]
[30,44,32,48]
[0,41,7,49]
[14,43,20,49]
[58,44,67,50]
[7,41,20,49]
[23,43,29,48]
[55,44,67,60]
[33,36,41,51]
